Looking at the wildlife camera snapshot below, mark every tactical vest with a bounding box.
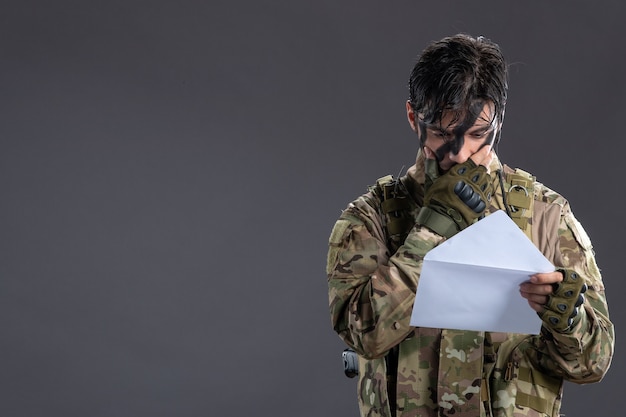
[367,167,563,417]
[374,167,537,244]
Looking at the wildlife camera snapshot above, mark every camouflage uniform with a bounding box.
[326,150,614,417]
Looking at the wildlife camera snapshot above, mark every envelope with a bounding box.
[409,210,554,334]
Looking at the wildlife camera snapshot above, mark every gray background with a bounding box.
[1,1,623,416]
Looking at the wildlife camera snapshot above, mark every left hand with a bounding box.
[520,270,587,332]
[519,271,564,313]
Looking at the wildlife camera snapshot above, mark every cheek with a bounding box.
[482,130,496,148]
[422,137,446,154]
[435,142,454,162]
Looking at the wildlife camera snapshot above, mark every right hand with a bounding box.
[416,146,494,238]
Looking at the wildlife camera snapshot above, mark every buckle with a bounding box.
[508,184,529,215]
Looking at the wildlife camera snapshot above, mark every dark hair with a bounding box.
[408,34,508,127]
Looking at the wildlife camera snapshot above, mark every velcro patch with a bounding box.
[329,219,351,245]
[564,213,592,251]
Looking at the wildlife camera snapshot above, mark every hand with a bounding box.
[416,145,494,238]
[423,144,494,174]
[519,271,564,312]
[519,269,587,332]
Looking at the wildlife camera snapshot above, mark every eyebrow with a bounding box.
[467,125,494,133]
[425,123,493,134]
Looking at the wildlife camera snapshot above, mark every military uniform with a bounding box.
[326,150,614,417]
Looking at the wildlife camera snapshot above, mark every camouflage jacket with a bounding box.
[326,150,614,417]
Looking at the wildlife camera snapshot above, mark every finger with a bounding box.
[423,146,436,160]
[519,290,549,313]
[520,289,552,311]
[469,145,493,167]
[482,151,494,173]
[421,146,440,183]
[530,271,564,285]
[519,282,554,296]
[527,299,545,314]
[520,289,550,304]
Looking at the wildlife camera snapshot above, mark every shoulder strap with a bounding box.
[498,168,536,240]
[372,175,415,253]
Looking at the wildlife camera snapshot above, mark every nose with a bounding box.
[448,140,474,164]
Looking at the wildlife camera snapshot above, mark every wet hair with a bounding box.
[408,34,508,128]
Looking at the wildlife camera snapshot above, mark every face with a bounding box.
[406,101,500,172]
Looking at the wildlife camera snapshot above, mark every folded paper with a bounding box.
[410,210,554,334]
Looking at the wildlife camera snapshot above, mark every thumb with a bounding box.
[423,146,440,185]
[470,144,494,169]
[423,146,436,160]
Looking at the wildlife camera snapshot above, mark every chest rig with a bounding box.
[374,167,536,245]
[371,167,538,416]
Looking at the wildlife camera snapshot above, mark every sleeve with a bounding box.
[326,194,444,359]
[530,202,614,383]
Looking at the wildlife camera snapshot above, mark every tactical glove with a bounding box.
[416,157,493,238]
[541,269,587,332]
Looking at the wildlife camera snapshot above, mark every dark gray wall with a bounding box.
[1,1,623,416]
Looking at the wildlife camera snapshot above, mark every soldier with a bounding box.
[326,34,614,417]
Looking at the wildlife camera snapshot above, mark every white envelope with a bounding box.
[410,210,554,334]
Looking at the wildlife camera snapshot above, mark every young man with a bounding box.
[326,34,614,417]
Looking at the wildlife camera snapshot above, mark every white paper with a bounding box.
[410,210,554,334]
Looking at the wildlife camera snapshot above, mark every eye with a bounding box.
[470,130,492,139]
[431,130,449,139]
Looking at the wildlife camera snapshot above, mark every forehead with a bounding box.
[428,102,496,130]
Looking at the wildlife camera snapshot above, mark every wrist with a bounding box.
[415,206,463,238]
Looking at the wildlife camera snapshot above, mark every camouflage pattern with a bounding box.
[327,149,614,417]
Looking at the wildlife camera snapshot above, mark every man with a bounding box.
[326,34,614,417]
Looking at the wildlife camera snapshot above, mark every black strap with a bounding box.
[385,346,399,417]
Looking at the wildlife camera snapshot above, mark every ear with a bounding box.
[406,101,418,132]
